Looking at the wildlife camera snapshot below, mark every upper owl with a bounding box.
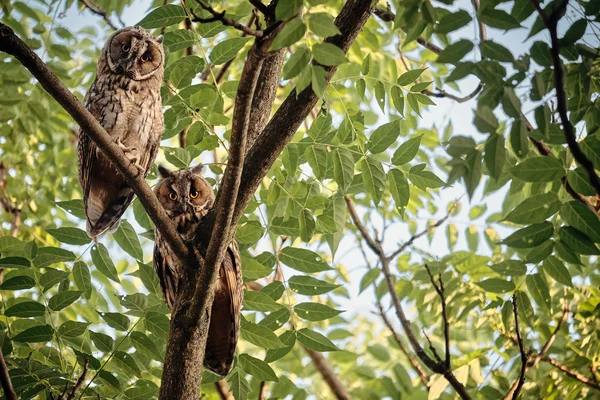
[101,26,164,81]
[78,26,165,239]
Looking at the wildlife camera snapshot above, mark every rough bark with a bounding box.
[304,347,351,400]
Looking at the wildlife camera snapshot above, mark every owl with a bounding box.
[153,164,243,376]
[78,26,165,238]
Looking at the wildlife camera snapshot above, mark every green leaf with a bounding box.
[388,169,410,210]
[474,106,499,133]
[475,279,515,293]
[436,40,474,64]
[392,135,422,165]
[228,368,249,400]
[275,0,303,20]
[145,312,170,339]
[0,256,30,269]
[167,56,205,89]
[490,261,526,276]
[12,325,53,343]
[502,222,554,248]
[130,332,162,360]
[305,145,328,180]
[368,344,390,362]
[297,328,339,352]
[530,41,552,67]
[279,247,332,273]
[240,320,286,349]
[359,268,381,293]
[478,8,521,30]
[73,261,92,298]
[243,291,283,312]
[368,120,400,154]
[260,281,285,301]
[332,148,354,193]
[113,351,141,377]
[239,354,279,382]
[34,247,75,268]
[241,257,273,282]
[503,88,522,118]
[210,37,252,65]
[560,201,600,243]
[299,209,316,242]
[555,241,581,265]
[294,302,343,321]
[308,12,341,37]
[237,221,264,244]
[282,46,311,79]
[561,19,587,45]
[558,226,600,255]
[39,269,69,292]
[0,275,35,290]
[503,193,561,224]
[312,43,347,66]
[270,19,307,51]
[99,312,130,331]
[137,5,186,29]
[163,29,196,52]
[361,157,386,205]
[288,276,340,295]
[4,301,45,317]
[374,80,386,112]
[510,157,565,182]
[526,273,550,310]
[113,220,144,261]
[46,227,91,245]
[397,68,426,86]
[265,331,296,362]
[480,41,514,62]
[484,134,506,180]
[55,199,86,219]
[137,262,162,295]
[390,86,405,116]
[58,321,89,338]
[90,331,114,352]
[542,256,572,287]
[436,10,472,34]
[48,291,81,311]
[362,53,370,75]
[91,243,120,282]
[567,168,596,196]
[408,164,445,190]
[259,308,290,331]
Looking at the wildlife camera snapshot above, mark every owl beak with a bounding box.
[122,58,135,72]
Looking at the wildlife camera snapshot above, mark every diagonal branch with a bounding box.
[531,0,600,197]
[66,360,88,400]
[304,347,351,400]
[541,357,600,390]
[191,0,264,37]
[214,379,234,400]
[78,0,120,30]
[509,294,528,400]
[249,0,270,16]
[0,23,190,263]
[424,264,451,369]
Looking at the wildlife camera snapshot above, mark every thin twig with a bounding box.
[424,264,451,369]
[531,0,600,197]
[541,357,600,390]
[510,294,528,400]
[78,0,119,30]
[191,0,264,37]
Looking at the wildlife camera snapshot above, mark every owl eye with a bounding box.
[140,53,151,63]
[190,190,199,199]
[121,43,130,52]
[169,191,178,201]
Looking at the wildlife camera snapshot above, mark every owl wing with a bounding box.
[153,233,178,311]
[204,240,243,376]
[137,106,163,179]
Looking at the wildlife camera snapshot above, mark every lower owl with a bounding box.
[153,164,243,376]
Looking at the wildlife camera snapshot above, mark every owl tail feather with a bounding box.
[85,184,135,239]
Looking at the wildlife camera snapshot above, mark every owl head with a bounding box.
[103,26,164,81]
[155,164,215,220]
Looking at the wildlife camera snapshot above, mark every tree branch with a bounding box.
[531,0,600,197]
[230,0,374,228]
[304,347,351,400]
[249,0,270,16]
[179,14,194,148]
[78,0,119,30]
[0,23,190,264]
[541,357,600,390]
[345,195,471,399]
[66,360,88,400]
[258,381,268,400]
[214,379,234,400]
[424,264,451,369]
[191,0,264,37]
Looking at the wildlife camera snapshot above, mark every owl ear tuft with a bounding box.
[155,35,164,44]
[158,165,172,178]
[191,163,205,175]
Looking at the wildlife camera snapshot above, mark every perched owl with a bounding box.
[78,26,164,238]
[153,164,243,376]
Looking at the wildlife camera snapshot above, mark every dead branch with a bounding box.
[78,0,119,30]
[345,196,471,399]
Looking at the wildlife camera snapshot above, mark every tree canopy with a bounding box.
[1,0,600,399]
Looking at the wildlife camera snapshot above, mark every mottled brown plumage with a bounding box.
[78,26,164,238]
[153,164,243,376]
